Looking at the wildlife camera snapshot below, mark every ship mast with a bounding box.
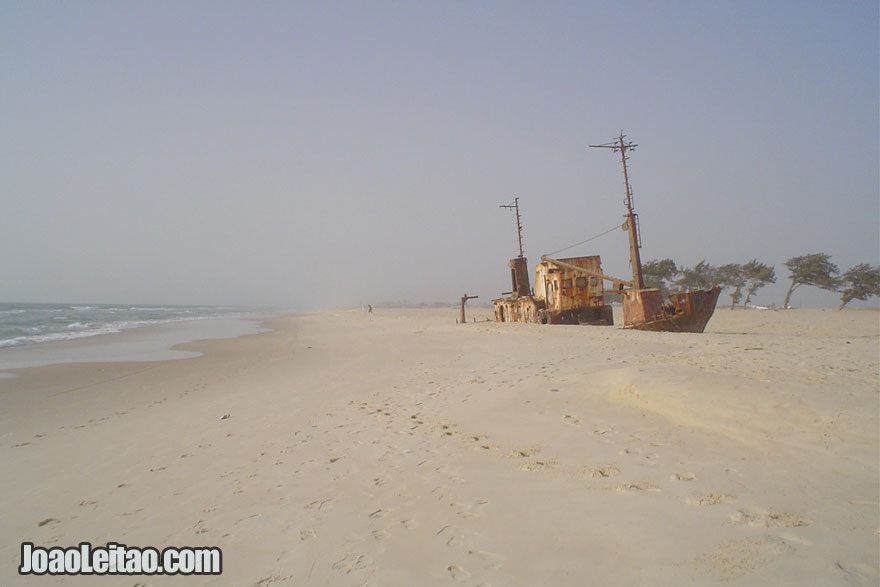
[589,132,644,290]
[500,197,531,296]
[500,197,525,258]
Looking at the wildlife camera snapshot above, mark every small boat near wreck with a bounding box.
[492,132,720,333]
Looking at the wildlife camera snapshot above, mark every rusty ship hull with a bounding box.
[537,305,613,325]
[622,286,721,333]
[590,131,720,334]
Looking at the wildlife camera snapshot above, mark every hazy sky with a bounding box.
[2,1,877,309]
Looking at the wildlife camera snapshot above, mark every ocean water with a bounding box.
[0,303,258,349]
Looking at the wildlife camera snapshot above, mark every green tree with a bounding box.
[782,253,840,309]
[838,264,880,309]
[642,258,679,296]
[741,259,776,308]
[716,263,745,309]
[675,260,717,291]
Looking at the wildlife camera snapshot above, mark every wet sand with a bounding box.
[0,316,267,372]
[1,307,877,585]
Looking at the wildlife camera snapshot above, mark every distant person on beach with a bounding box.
[368,304,372,313]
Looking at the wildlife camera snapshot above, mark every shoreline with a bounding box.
[0,314,275,374]
[1,307,877,585]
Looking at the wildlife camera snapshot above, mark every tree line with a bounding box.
[641,253,880,310]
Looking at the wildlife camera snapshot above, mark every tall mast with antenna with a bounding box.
[500,197,531,296]
[499,197,525,258]
[589,131,644,289]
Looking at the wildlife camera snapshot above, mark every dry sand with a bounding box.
[1,307,878,585]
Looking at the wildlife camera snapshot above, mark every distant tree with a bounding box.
[741,259,776,308]
[716,263,745,309]
[782,253,840,309]
[642,258,679,295]
[838,264,880,309]
[675,260,717,291]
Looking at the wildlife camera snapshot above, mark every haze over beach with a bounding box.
[1,2,877,309]
[1,2,878,587]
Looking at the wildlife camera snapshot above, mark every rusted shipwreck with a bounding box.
[492,198,614,325]
[493,254,615,325]
[492,133,720,333]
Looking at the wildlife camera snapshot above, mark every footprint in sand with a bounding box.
[520,460,557,472]
[447,564,471,581]
[468,548,504,570]
[252,575,289,586]
[617,481,661,493]
[562,415,581,426]
[300,529,316,541]
[305,499,333,511]
[432,486,454,502]
[729,508,810,528]
[401,519,418,529]
[672,472,696,481]
[437,525,470,548]
[454,503,483,519]
[586,466,620,478]
[684,491,734,506]
[331,554,373,575]
[506,447,541,459]
[695,535,793,581]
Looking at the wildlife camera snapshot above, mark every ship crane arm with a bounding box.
[540,256,633,290]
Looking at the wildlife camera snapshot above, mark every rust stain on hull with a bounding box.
[623,286,721,333]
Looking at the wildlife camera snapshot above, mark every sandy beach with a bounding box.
[1,307,878,585]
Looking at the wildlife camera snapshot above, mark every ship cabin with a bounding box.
[493,255,613,325]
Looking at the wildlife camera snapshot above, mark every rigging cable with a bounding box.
[545,224,622,257]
